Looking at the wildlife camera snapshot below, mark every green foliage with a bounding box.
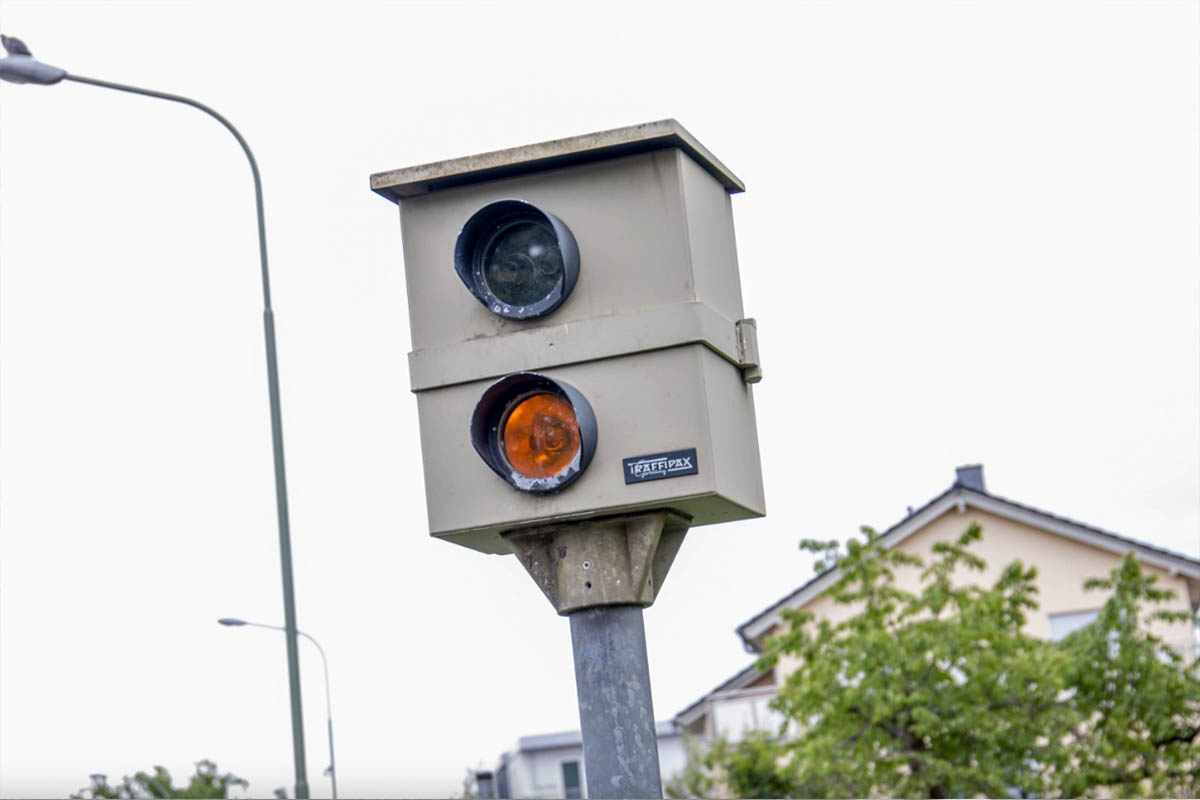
[683,525,1200,798]
[716,732,798,799]
[71,760,248,799]
[665,735,715,799]
[666,733,794,799]
[1053,556,1200,797]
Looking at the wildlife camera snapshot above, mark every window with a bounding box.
[1048,609,1099,641]
[561,760,582,799]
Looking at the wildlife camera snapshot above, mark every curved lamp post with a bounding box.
[219,618,338,799]
[0,36,311,799]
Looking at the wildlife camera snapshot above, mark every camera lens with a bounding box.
[455,200,580,320]
[480,219,565,308]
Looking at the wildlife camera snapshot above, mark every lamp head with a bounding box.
[217,618,248,627]
[0,35,66,85]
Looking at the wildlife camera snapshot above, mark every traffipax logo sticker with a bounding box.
[622,448,699,484]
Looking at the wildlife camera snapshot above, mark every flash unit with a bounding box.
[470,372,597,493]
[454,199,580,320]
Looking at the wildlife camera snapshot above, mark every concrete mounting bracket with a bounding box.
[503,511,691,615]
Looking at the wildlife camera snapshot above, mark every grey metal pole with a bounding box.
[568,605,663,800]
[325,717,338,800]
[57,73,311,800]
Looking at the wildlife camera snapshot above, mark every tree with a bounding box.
[665,735,715,799]
[1053,556,1200,798]
[674,524,1200,798]
[71,760,248,800]
[456,766,480,799]
[764,523,1072,798]
[665,733,790,800]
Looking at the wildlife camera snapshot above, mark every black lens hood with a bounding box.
[454,199,580,320]
[470,372,598,493]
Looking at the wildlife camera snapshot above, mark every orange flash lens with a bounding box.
[502,393,581,479]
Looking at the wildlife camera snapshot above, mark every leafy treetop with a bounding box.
[667,524,1200,798]
[71,760,248,800]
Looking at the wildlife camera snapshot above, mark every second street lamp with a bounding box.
[0,35,311,799]
[219,618,338,800]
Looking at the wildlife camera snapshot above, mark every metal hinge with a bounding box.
[736,318,762,384]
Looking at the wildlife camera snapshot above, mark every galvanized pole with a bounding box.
[59,73,311,800]
[569,605,663,799]
[507,513,687,800]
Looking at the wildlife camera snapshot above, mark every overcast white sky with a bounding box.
[1,1,1196,797]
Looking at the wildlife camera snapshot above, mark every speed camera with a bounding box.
[371,120,765,553]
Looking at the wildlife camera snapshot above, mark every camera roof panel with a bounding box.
[370,119,744,202]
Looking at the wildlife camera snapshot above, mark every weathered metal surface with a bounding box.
[569,605,663,799]
[392,149,746,354]
[407,301,742,392]
[504,512,689,615]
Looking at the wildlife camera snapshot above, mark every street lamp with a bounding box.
[0,35,311,800]
[219,618,338,800]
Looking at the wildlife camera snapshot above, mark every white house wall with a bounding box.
[506,744,583,799]
[502,735,687,799]
[709,688,785,743]
[656,734,688,790]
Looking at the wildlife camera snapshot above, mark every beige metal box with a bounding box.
[371,120,765,553]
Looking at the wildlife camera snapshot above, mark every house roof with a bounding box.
[734,469,1200,654]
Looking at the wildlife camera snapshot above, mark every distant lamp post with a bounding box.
[219,618,338,800]
[0,35,310,799]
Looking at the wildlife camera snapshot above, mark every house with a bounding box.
[487,721,686,799]
[676,464,1200,741]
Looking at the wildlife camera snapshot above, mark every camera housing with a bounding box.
[372,120,765,553]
